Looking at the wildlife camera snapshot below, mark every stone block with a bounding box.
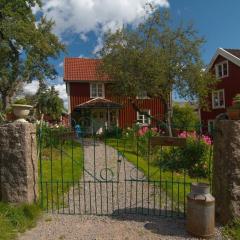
[0,122,38,204]
[213,120,240,224]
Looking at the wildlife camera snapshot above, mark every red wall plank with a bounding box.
[69,82,165,128]
[201,55,240,126]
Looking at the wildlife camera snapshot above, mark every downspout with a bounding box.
[66,82,71,127]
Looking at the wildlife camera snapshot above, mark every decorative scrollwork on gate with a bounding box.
[130,167,145,180]
[100,168,114,181]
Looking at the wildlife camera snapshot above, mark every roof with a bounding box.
[74,98,122,110]
[207,48,240,70]
[64,58,110,81]
[224,49,240,58]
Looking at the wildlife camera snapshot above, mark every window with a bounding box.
[136,91,149,99]
[137,109,151,125]
[90,83,105,98]
[212,89,225,109]
[208,120,215,134]
[215,61,228,78]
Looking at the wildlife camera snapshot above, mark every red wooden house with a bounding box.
[201,48,240,131]
[64,58,165,132]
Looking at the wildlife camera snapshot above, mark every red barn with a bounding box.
[201,48,240,131]
[64,58,165,132]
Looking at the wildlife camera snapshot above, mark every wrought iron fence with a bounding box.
[38,121,213,218]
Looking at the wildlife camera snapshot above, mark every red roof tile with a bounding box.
[64,58,110,81]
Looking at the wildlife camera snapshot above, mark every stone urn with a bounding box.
[12,104,33,122]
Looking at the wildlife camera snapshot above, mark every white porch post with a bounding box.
[107,108,110,129]
[116,110,119,127]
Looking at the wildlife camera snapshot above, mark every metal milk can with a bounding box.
[186,183,215,238]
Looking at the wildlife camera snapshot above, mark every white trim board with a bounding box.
[207,48,240,71]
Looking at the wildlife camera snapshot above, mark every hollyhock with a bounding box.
[138,126,148,136]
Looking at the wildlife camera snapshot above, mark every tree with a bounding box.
[0,0,65,110]
[99,6,217,135]
[36,86,64,121]
[172,103,200,131]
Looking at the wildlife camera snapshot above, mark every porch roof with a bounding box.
[74,97,123,110]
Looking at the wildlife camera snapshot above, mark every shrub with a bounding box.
[172,103,200,131]
[104,126,122,138]
[155,132,212,178]
[37,123,72,148]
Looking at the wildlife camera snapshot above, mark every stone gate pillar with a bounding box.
[213,120,240,224]
[0,122,38,204]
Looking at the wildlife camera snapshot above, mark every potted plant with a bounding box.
[227,94,240,120]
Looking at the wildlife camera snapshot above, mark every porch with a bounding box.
[73,98,122,134]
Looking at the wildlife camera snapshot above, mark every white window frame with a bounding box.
[212,89,225,109]
[137,109,151,125]
[90,83,105,98]
[215,61,228,78]
[208,120,215,134]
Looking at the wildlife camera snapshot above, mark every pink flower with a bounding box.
[178,131,212,145]
[151,127,158,132]
[138,129,144,136]
[138,126,149,136]
[202,135,212,145]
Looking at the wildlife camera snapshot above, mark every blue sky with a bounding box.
[25,0,240,105]
[53,0,240,75]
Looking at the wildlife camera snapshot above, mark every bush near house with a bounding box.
[155,131,212,178]
[119,125,212,178]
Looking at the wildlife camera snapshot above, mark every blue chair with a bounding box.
[75,124,82,139]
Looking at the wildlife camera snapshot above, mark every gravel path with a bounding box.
[19,139,223,240]
[64,139,174,216]
[19,214,223,240]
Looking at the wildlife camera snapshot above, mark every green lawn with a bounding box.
[0,202,41,240]
[39,141,83,210]
[107,138,210,211]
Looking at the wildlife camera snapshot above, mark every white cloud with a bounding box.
[92,36,103,55]
[49,76,68,108]
[23,81,39,95]
[80,33,88,42]
[23,79,68,108]
[54,83,68,108]
[37,0,169,38]
[59,61,63,67]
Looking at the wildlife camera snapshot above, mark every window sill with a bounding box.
[90,96,105,99]
[212,106,225,110]
[216,75,228,79]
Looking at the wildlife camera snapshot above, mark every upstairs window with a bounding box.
[212,89,225,109]
[137,109,151,125]
[90,83,105,98]
[215,61,228,78]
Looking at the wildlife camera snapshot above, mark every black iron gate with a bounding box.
[38,123,213,218]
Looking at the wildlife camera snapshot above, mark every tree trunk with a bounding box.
[1,94,11,111]
[167,107,173,137]
[165,92,173,137]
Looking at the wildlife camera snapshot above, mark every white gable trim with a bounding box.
[207,48,240,71]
